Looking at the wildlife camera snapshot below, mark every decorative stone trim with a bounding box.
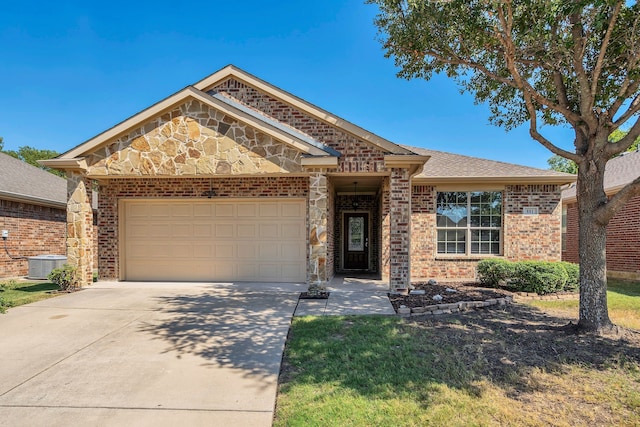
[397,296,513,317]
[511,292,579,302]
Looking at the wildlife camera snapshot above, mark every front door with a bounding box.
[344,212,369,270]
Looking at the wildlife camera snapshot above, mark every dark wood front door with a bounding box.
[344,212,369,270]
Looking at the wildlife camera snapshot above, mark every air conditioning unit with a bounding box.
[28,255,67,280]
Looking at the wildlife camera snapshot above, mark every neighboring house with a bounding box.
[562,150,640,280]
[0,153,67,278]
[42,65,575,289]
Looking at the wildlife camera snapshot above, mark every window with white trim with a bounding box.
[436,191,503,255]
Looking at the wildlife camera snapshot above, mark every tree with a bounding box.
[0,144,63,177]
[370,0,640,333]
[548,129,640,173]
[547,154,578,174]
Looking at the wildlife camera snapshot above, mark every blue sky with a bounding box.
[0,0,575,169]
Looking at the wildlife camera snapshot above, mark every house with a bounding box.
[0,152,67,278]
[562,150,640,280]
[41,65,575,289]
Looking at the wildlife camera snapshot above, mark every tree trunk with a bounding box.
[576,159,614,333]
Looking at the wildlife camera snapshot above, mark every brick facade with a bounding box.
[563,194,640,279]
[213,79,388,173]
[411,184,562,281]
[0,200,66,278]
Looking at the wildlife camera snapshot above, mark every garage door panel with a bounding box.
[124,199,305,282]
[259,203,279,217]
[259,223,279,239]
[215,224,235,238]
[215,204,235,217]
[281,223,304,239]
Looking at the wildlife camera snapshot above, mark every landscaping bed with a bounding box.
[388,282,512,313]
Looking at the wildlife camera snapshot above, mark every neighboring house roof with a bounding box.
[408,146,576,185]
[562,150,640,201]
[0,152,66,208]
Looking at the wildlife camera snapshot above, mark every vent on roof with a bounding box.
[28,255,67,280]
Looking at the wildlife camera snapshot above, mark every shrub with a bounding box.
[48,264,78,291]
[0,279,18,292]
[477,259,516,286]
[558,262,580,291]
[0,296,8,314]
[513,261,568,294]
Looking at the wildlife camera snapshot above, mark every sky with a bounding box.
[0,0,576,169]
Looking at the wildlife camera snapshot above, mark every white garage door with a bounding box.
[122,199,306,282]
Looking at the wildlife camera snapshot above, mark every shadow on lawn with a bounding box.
[137,287,298,384]
[282,304,640,399]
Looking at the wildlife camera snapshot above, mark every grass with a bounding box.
[275,306,640,426]
[0,280,60,312]
[527,278,640,330]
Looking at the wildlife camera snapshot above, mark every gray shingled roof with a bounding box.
[407,146,575,182]
[562,149,640,200]
[0,152,67,207]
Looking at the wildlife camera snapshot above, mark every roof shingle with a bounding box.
[562,150,640,200]
[0,152,67,207]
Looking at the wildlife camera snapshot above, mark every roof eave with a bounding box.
[0,190,66,209]
[414,175,577,185]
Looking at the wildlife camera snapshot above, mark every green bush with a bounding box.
[558,261,580,291]
[477,259,516,286]
[477,259,579,294]
[0,279,18,292]
[0,296,8,314]
[48,264,78,291]
[513,261,568,294]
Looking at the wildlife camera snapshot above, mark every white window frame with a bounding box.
[436,191,503,256]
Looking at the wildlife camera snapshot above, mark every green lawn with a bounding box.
[275,305,640,426]
[0,280,60,313]
[527,278,640,330]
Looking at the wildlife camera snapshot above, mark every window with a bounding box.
[436,191,502,255]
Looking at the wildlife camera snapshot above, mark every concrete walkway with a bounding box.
[0,281,306,427]
[294,275,396,317]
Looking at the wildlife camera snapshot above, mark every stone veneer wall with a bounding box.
[0,200,66,278]
[563,194,640,279]
[334,194,380,274]
[98,176,309,280]
[212,79,389,173]
[411,184,562,281]
[67,174,95,286]
[84,100,303,177]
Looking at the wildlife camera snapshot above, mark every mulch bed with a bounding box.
[388,282,512,312]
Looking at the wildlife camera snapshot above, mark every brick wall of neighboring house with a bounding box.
[410,184,562,281]
[0,199,66,278]
[562,202,579,265]
[563,194,640,279]
[213,79,390,172]
[98,176,309,280]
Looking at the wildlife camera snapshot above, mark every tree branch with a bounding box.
[591,1,623,97]
[569,12,598,133]
[607,117,640,156]
[595,176,640,225]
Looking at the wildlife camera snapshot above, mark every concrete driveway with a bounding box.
[0,281,305,427]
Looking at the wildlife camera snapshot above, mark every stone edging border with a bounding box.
[396,291,580,317]
[397,296,513,317]
[511,292,579,302]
